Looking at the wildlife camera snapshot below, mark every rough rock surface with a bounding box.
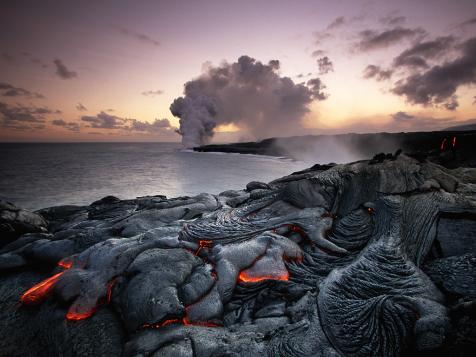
[0,154,475,356]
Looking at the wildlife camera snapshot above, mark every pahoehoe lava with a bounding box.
[0,153,475,356]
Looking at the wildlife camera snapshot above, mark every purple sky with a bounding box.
[0,0,475,142]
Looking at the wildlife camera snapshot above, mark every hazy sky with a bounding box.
[0,0,475,142]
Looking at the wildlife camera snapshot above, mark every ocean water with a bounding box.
[0,142,310,211]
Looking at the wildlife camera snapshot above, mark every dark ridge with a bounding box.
[194,130,476,168]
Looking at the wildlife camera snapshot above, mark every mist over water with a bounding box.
[0,143,310,211]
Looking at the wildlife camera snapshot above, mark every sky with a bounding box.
[0,0,475,143]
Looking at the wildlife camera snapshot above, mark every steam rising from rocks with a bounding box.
[170,55,327,148]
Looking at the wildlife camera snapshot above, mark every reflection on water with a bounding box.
[0,143,310,210]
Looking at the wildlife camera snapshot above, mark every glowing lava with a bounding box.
[20,271,65,306]
[440,138,447,151]
[66,309,97,321]
[20,259,74,305]
[238,270,289,283]
[452,136,457,148]
[142,317,219,329]
[195,240,213,256]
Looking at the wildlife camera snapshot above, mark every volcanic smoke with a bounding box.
[170,55,328,148]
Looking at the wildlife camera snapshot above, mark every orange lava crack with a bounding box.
[20,259,117,322]
[20,271,65,306]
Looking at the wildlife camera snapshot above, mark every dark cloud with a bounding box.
[392,36,454,68]
[51,119,80,132]
[118,27,160,46]
[20,52,48,68]
[80,111,175,135]
[170,55,327,147]
[391,111,414,121]
[311,49,326,57]
[0,82,44,99]
[327,16,345,30]
[2,52,15,64]
[81,111,126,129]
[384,111,458,131]
[142,90,163,97]
[129,118,175,134]
[379,15,406,26]
[53,59,77,79]
[76,103,87,111]
[0,102,59,130]
[443,96,459,111]
[458,17,476,28]
[296,72,313,79]
[317,56,334,75]
[391,37,476,109]
[363,65,393,81]
[356,27,426,51]
[307,78,328,100]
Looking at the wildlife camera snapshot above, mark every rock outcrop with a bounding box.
[0,154,475,356]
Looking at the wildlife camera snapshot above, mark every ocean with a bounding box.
[0,142,310,211]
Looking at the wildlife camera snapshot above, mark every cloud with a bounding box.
[76,102,87,111]
[142,90,163,97]
[379,15,406,26]
[386,111,457,131]
[355,27,426,51]
[362,65,393,81]
[458,17,476,29]
[392,36,454,68]
[0,82,44,99]
[129,118,176,133]
[170,55,328,147]
[20,52,48,68]
[53,59,77,79]
[81,111,126,129]
[317,56,334,75]
[118,27,160,46]
[311,49,326,57]
[443,96,458,111]
[391,37,476,109]
[307,78,328,100]
[80,111,175,135]
[0,102,59,130]
[327,16,345,30]
[2,52,15,64]
[51,119,80,132]
[391,111,415,121]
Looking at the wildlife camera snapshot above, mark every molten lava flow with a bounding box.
[182,316,220,327]
[106,278,117,304]
[238,270,289,283]
[141,316,220,329]
[20,271,65,305]
[452,136,457,148]
[66,309,97,321]
[142,318,182,329]
[195,240,213,256]
[21,259,74,305]
[440,138,447,151]
[57,258,73,269]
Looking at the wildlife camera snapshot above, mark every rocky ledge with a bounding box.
[0,154,475,356]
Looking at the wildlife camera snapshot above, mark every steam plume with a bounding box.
[170,55,326,147]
